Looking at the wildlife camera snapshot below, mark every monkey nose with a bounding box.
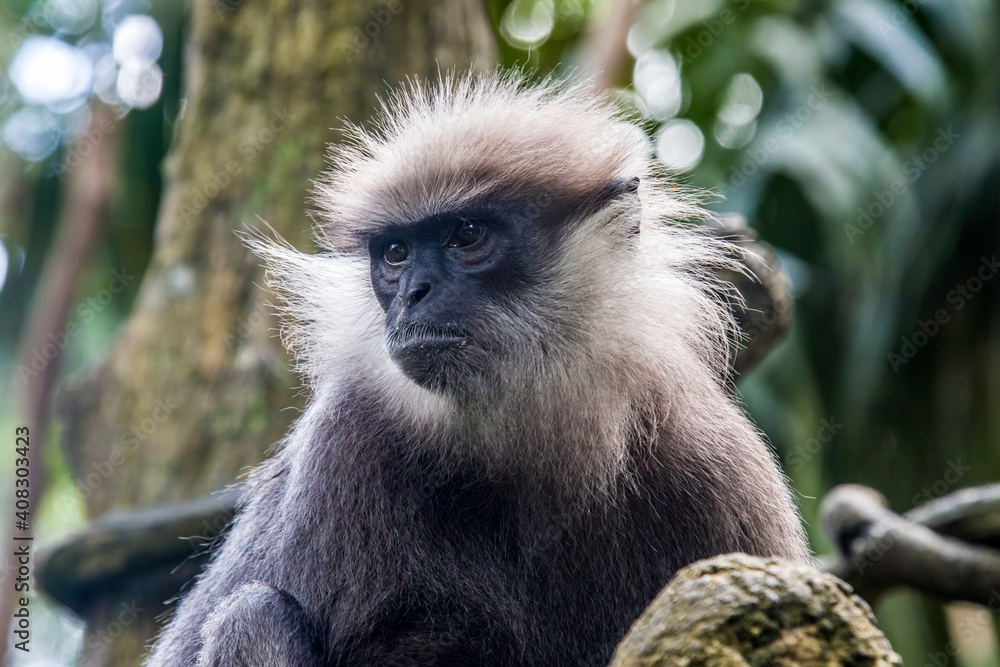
[404,282,432,308]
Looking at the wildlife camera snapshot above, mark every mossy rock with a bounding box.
[610,553,901,667]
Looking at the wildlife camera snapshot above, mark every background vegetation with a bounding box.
[1,0,998,664]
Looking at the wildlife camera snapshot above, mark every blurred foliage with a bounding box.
[2,0,1000,664]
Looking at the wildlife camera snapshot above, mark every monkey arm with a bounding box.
[198,580,325,667]
[144,460,299,667]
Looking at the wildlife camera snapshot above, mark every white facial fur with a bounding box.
[249,73,749,496]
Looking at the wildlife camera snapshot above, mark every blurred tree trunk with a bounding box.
[54,1,497,664]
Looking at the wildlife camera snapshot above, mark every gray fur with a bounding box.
[144,72,809,667]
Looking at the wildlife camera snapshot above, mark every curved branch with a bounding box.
[905,483,1000,548]
[708,214,795,377]
[822,484,1000,605]
[37,487,243,616]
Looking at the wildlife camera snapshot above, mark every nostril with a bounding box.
[406,282,431,307]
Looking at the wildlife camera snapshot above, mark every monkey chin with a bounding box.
[388,335,471,392]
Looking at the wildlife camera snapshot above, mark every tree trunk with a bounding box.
[51,1,497,664]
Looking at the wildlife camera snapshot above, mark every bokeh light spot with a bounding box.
[656,118,704,171]
[9,37,93,112]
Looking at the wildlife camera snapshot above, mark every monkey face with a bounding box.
[363,174,646,394]
[368,210,538,392]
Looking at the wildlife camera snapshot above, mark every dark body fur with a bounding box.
[148,383,805,666]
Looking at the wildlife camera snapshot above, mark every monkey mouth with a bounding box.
[386,322,470,353]
[386,323,472,391]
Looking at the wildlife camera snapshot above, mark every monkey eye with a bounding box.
[384,241,409,265]
[448,221,485,248]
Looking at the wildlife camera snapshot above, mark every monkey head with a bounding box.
[314,77,667,394]
[252,74,733,420]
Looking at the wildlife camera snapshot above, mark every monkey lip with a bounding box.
[387,323,470,353]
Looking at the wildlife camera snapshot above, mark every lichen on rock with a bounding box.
[610,553,901,667]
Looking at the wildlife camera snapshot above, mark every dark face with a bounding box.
[368,210,535,391]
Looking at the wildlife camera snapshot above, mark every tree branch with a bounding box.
[822,484,1000,605]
